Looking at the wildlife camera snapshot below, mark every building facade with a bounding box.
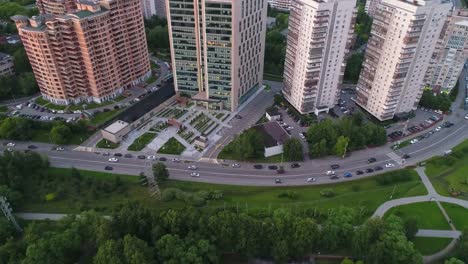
[356,0,452,121]
[424,9,468,93]
[365,0,382,17]
[282,0,356,115]
[167,0,267,112]
[12,0,151,105]
[36,0,77,15]
[142,0,157,19]
[268,0,291,11]
[0,52,14,77]
[155,0,167,18]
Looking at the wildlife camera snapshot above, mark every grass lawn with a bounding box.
[425,139,468,198]
[385,202,450,230]
[0,106,8,112]
[146,75,156,84]
[68,100,114,111]
[35,97,67,110]
[19,168,426,219]
[96,139,119,149]
[30,128,93,145]
[127,132,157,151]
[35,96,49,106]
[441,203,468,230]
[412,237,452,255]
[89,109,121,126]
[157,137,186,155]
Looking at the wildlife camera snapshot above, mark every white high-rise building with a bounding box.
[424,9,468,93]
[142,0,156,19]
[167,0,267,112]
[356,0,452,121]
[268,0,291,11]
[282,0,357,115]
[365,0,382,17]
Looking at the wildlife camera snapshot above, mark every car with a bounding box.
[290,163,300,168]
[356,170,364,175]
[402,154,411,159]
[114,153,122,157]
[137,155,146,159]
[307,177,317,182]
[147,155,157,160]
[330,175,340,180]
[6,142,15,147]
[190,172,200,177]
[6,148,12,152]
[234,114,242,119]
[435,126,442,132]
[253,164,263,169]
[410,138,419,144]
[124,154,133,158]
[231,163,241,168]
[365,168,374,173]
[102,152,110,156]
[368,157,377,163]
[465,114,468,120]
[274,179,283,184]
[27,145,37,149]
[268,165,278,170]
[56,147,65,151]
[104,166,113,171]
[188,165,198,170]
[172,158,181,163]
[326,170,335,175]
[108,157,119,162]
[330,164,340,169]
[343,172,353,178]
[385,163,395,168]
[159,157,167,161]
[375,166,384,171]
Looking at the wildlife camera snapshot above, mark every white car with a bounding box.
[108,157,119,162]
[231,163,241,168]
[6,142,15,147]
[410,139,419,144]
[147,155,157,160]
[190,172,200,177]
[435,126,442,132]
[326,170,335,175]
[56,147,64,151]
[188,165,198,170]
[385,163,395,168]
[307,177,317,182]
[465,114,468,120]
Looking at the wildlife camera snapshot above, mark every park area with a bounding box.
[127,132,157,151]
[157,137,186,155]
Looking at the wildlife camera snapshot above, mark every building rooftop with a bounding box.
[0,52,11,60]
[104,120,129,134]
[252,121,290,148]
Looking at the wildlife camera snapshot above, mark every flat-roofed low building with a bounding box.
[252,121,290,157]
[0,52,14,77]
[101,120,131,143]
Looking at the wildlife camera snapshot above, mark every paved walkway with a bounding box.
[416,230,461,239]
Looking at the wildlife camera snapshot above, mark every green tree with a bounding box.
[455,230,468,262]
[0,117,33,140]
[283,138,304,161]
[50,123,72,144]
[122,235,154,264]
[153,162,169,184]
[445,258,465,264]
[344,53,364,84]
[13,47,32,74]
[17,72,38,95]
[93,239,124,264]
[334,136,350,157]
[310,138,328,158]
[403,217,418,240]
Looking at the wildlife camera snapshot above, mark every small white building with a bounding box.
[265,107,281,121]
[252,121,290,157]
[101,120,131,143]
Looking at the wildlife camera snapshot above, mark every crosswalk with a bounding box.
[387,151,405,165]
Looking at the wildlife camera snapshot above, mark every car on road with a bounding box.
[6,142,15,147]
[435,126,442,132]
[290,163,300,168]
[356,170,364,175]
[124,154,133,158]
[326,170,335,175]
[172,158,181,163]
[465,114,468,120]
[274,179,283,184]
[366,168,374,173]
[27,145,37,149]
[307,177,316,182]
[253,164,263,169]
[402,154,411,159]
[102,152,110,156]
[235,114,242,119]
[343,172,352,178]
[159,157,167,161]
[104,166,113,171]
[188,165,198,170]
[147,155,156,160]
[385,163,395,168]
[114,153,122,157]
[268,165,278,170]
[190,172,200,177]
[410,138,419,144]
[231,163,241,168]
[375,166,383,171]
[330,175,340,180]
[368,157,377,163]
[108,157,119,162]
[330,164,340,169]
[55,147,64,151]
[137,155,146,159]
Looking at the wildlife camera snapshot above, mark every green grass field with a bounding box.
[127,133,157,151]
[31,129,92,145]
[89,109,121,126]
[425,139,468,198]
[442,203,468,230]
[19,168,426,219]
[412,237,452,255]
[385,202,450,230]
[96,139,119,149]
[157,137,186,155]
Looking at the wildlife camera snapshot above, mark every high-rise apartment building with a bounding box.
[167,0,267,112]
[36,0,77,15]
[155,0,167,18]
[282,0,356,115]
[365,0,381,17]
[268,0,291,11]
[142,0,157,19]
[356,0,452,121]
[424,9,468,93]
[12,0,151,105]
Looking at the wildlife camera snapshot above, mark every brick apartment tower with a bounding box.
[356,0,452,121]
[282,0,357,115]
[12,0,151,105]
[166,0,267,112]
[36,0,77,15]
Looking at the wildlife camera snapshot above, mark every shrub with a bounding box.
[278,191,299,199]
[375,171,413,185]
[161,188,179,202]
[189,194,206,207]
[320,188,335,197]
[210,190,223,200]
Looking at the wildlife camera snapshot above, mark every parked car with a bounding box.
[356,170,364,175]
[290,163,300,168]
[326,170,335,175]
[330,175,340,180]
[268,165,278,170]
[137,155,146,159]
[231,163,241,168]
[365,168,374,173]
[375,166,384,171]
[253,164,263,169]
[114,153,122,157]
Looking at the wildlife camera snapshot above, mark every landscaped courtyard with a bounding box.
[128,132,158,151]
[157,137,186,155]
